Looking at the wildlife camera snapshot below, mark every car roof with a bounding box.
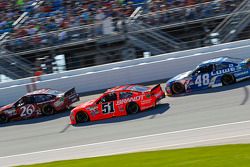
[199,57,242,66]
[25,89,62,96]
[105,85,133,93]
[105,85,148,93]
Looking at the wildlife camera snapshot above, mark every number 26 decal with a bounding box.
[20,105,35,117]
[195,74,210,87]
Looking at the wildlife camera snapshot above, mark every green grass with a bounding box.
[20,144,250,167]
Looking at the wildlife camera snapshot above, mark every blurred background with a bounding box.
[0,0,249,82]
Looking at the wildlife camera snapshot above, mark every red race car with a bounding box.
[70,84,165,125]
[0,88,79,124]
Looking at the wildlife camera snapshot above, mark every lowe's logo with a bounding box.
[211,68,236,76]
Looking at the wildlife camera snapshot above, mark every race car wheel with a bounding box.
[171,82,185,94]
[76,112,89,123]
[221,74,235,86]
[0,114,8,124]
[41,105,55,116]
[127,102,140,114]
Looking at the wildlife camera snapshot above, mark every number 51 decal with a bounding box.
[102,102,115,114]
[195,74,210,87]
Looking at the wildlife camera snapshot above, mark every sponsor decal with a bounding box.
[70,97,78,103]
[211,67,236,76]
[4,109,17,116]
[54,99,64,107]
[87,106,99,116]
[68,94,76,100]
[90,110,99,116]
[146,94,151,98]
[118,105,125,112]
[141,99,152,104]
[234,71,249,77]
[117,95,143,105]
[87,106,98,111]
[154,91,163,98]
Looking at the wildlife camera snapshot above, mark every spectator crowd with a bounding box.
[1,0,245,52]
[0,0,38,35]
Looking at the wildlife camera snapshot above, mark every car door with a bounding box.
[14,96,39,119]
[117,91,134,116]
[190,64,215,90]
[33,94,55,113]
[97,92,118,119]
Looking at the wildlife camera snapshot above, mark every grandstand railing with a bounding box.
[208,0,250,43]
[0,47,33,79]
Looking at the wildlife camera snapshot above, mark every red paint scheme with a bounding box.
[70,84,165,125]
[0,88,79,123]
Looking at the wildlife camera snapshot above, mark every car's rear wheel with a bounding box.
[221,74,235,86]
[127,102,140,114]
[171,82,185,94]
[0,114,8,124]
[41,105,55,116]
[76,112,89,123]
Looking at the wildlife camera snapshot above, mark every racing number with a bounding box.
[195,74,210,87]
[102,102,115,114]
[20,104,35,117]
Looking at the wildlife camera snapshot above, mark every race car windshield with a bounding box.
[128,85,148,92]
[225,57,243,63]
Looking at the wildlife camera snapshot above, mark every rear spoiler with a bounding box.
[64,88,77,97]
[150,84,161,92]
[150,84,165,100]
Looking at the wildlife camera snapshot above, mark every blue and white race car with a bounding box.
[165,57,250,96]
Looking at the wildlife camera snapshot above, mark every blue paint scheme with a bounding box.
[165,57,250,95]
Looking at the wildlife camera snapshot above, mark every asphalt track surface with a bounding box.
[0,80,250,167]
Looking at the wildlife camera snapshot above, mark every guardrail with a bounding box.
[0,39,250,106]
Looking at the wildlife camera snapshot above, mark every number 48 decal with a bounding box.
[195,74,210,87]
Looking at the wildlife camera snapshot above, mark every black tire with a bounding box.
[76,112,89,123]
[171,82,185,94]
[221,74,235,86]
[126,102,140,114]
[41,105,55,116]
[0,114,8,124]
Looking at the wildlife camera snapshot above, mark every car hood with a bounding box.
[167,70,192,83]
[0,103,14,112]
[74,99,96,110]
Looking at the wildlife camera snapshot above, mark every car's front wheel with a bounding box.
[221,74,235,86]
[127,102,140,114]
[171,82,185,94]
[76,111,89,123]
[0,114,8,124]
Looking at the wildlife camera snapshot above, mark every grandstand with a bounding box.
[0,0,249,80]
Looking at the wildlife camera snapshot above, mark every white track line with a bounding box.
[84,133,250,159]
[1,119,250,159]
